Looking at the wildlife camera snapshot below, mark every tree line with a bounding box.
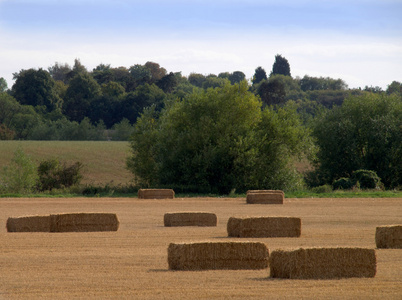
[1,55,401,192]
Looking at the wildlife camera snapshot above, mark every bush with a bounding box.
[37,159,83,191]
[311,184,333,193]
[333,177,354,190]
[0,148,38,194]
[351,169,382,190]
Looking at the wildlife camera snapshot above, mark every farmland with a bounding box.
[0,197,401,299]
[0,141,132,185]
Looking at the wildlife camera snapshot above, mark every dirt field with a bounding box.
[0,197,401,299]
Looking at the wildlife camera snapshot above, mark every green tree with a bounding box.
[271,54,291,77]
[0,77,8,92]
[48,62,72,84]
[228,71,246,85]
[252,66,267,85]
[120,83,166,124]
[128,82,312,193]
[188,73,206,88]
[310,93,402,188]
[386,81,402,96]
[12,68,62,111]
[300,75,347,91]
[257,79,286,106]
[0,148,38,194]
[63,73,102,122]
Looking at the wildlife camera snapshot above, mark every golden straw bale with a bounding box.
[269,247,376,279]
[6,215,51,232]
[168,242,269,270]
[375,225,402,249]
[247,190,284,196]
[164,212,217,227]
[50,213,119,232]
[246,190,284,204]
[227,216,301,238]
[138,189,175,199]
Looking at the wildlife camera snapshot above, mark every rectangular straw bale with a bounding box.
[50,213,119,232]
[247,190,284,196]
[6,215,51,232]
[168,242,269,270]
[246,191,284,204]
[138,189,175,199]
[269,248,376,279]
[375,225,402,249]
[164,212,217,227]
[227,216,301,238]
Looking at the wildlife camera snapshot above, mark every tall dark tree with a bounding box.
[12,68,62,111]
[63,73,101,122]
[257,79,286,106]
[271,54,291,77]
[252,67,267,85]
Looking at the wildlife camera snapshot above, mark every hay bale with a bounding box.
[246,190,284,204]
[50,213,119,232]
[168,242,269,270]
[138,189,175,199]
[164,212,217,227]
[6,215,51,232]
[247,190,284,195]
[269,247,376,279]
[375,225,402,249]
[227,216,301,238]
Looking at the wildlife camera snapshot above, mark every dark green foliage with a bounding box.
[311,93,402,188]
[228,71,246,84]
[12,68,62,111]
[333,177,354,190]
[351,170,382,190]
[300,75,347,91]
[271,54,291,77]
[127,82,313,194]
[37,159,83,191]
[63,73,101,122]
[257,79,286,106]
[252,67,267,85]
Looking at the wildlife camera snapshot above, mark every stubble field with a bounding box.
[0,197,401,299]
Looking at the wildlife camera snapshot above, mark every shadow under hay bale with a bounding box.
[50,213,119,232]
[269,248,376,279]
[246,190,284,204]
[227,216,301,238]
[164,212,217,227]
[138,189,175,199]
[6,215,51,232]
[168,242,269,270]
[375,225,402,249]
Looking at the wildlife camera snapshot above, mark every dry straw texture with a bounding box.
[227,216,301,238]
[6,215,51,232]
[50,213,119,232]
[7,213,119,232]
[246,190,284,204]
[168,242,269,270]
[164,212,217,227]
[375,225,402,249]
[269,247,377,279]
[138,189,175,199]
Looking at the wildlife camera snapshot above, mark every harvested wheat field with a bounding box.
[0,197,401,299]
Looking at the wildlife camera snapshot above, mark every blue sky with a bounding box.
[1,0,401,89]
